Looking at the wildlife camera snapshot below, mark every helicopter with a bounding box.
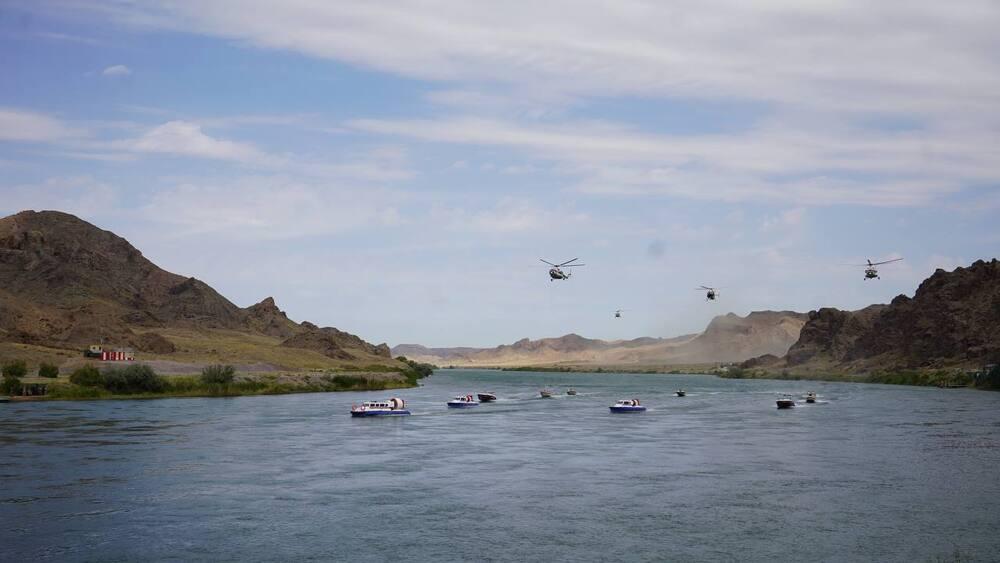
[540,258,585,281]
[614,309,626,318]
[697,286,719,301]
[857,258,903,280]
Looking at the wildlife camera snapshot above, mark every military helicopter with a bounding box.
[857,258,903,280]
[696,286,719,301]
[614,309,626,318]
[540,258,585,281]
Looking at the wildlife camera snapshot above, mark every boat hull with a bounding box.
[676,392,686,397]
[447,402,478,408]
[477,394,497,402]
[351,410,410,417]
[805,398,816,404]
[609,406,646,413]
[776,400,795,409]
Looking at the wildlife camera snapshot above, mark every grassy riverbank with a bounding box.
[5,359,434,402]
[716,365,999,390]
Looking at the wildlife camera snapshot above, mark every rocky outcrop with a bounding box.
[243,296,299,338]
[133,332,176,354]
[770,259,1000,371]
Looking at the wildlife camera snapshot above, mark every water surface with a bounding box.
[2,370,999,561]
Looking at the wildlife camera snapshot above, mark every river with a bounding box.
[2,370,999,562]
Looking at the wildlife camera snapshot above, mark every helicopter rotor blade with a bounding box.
[562,263,585,267]
[558,258,581,267]
[539,259,558,267]
[870,258,904,266]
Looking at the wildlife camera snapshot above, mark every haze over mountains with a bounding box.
[393,311,808,367]
[0,210,396,370]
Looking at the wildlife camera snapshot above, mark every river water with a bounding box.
[2,370,999,562]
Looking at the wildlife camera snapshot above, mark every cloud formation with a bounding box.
[102,64,131,76]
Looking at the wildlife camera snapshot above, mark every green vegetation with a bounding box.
[201,364,236,385]
[102,364,167,393]
[1,373,21,395]
[70,365,104,387]
[976,364,1000,390]
[37,362,60,378]
[1,359,27,394]
[396,356,436,385]
[2,359,27,378]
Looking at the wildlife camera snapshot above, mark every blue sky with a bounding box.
[2,1,998,347]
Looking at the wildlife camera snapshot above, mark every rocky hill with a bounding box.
[754,259,1000,373]
[0,210,396,369]
[393,311,806,367]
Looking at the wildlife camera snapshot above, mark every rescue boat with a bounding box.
[447,395,479,408]
[609,399,646,413]
[350,397,410,417]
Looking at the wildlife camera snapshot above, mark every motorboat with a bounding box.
[776,395,795,409]
[804,392,817,403]
[675,390,686,397]
[350,397,410,417]
[609,399,646,413]
[539,389,554,398]
[477,392,497,402]
[566,388,577,396]
[447,395,479,408]
[0,396,10,403]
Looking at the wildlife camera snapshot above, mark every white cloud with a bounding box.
[0,108,84,142]
[141,177,406,240]
[350,116,980,206]
[102,64,131,76]
[124,121,267,162]
[69,1,1000,118]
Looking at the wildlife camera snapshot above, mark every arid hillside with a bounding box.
[393,310,807,367]
[0,210,400,372]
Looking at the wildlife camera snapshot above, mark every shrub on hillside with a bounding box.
[102,364,166,394]
[201,364,236,385]
[38,363,60,378]
[70,365,105,387]
[2,359,27,378]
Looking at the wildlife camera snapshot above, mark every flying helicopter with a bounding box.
[540,258,585,281]
[614,309,626,318]
[856,258,903,280]
[697,286,719,301]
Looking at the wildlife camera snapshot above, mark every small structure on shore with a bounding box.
[83,344,134,361]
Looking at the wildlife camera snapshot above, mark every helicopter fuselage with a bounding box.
[549,268,570,280]
[706,291,717,300]
[865,267,879,280]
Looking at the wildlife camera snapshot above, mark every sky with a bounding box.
[1,1,998,348]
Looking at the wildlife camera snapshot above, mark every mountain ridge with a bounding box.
[0,210,395,369]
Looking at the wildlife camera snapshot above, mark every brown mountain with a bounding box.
[392,311,806,367]
[774,259,1000,372]
[0,210,395,368]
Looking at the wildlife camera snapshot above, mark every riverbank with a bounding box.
[8,369,430,402]
[717,365,999,390]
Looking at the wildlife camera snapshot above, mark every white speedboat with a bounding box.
[447,395,479,408]
[540,389,554,398]
[804,392,817,403]
[609,399,646,413]
[351,398,410,417]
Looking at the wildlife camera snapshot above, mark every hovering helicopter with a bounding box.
[540,258,585,281]
[614,309,626,318]
[697,286,719,301]
[857,258,903,280]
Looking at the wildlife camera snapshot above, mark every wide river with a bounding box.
[2,370,999,562]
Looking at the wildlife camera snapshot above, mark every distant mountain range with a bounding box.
[393,310,808,367]
[0,210,396,370]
